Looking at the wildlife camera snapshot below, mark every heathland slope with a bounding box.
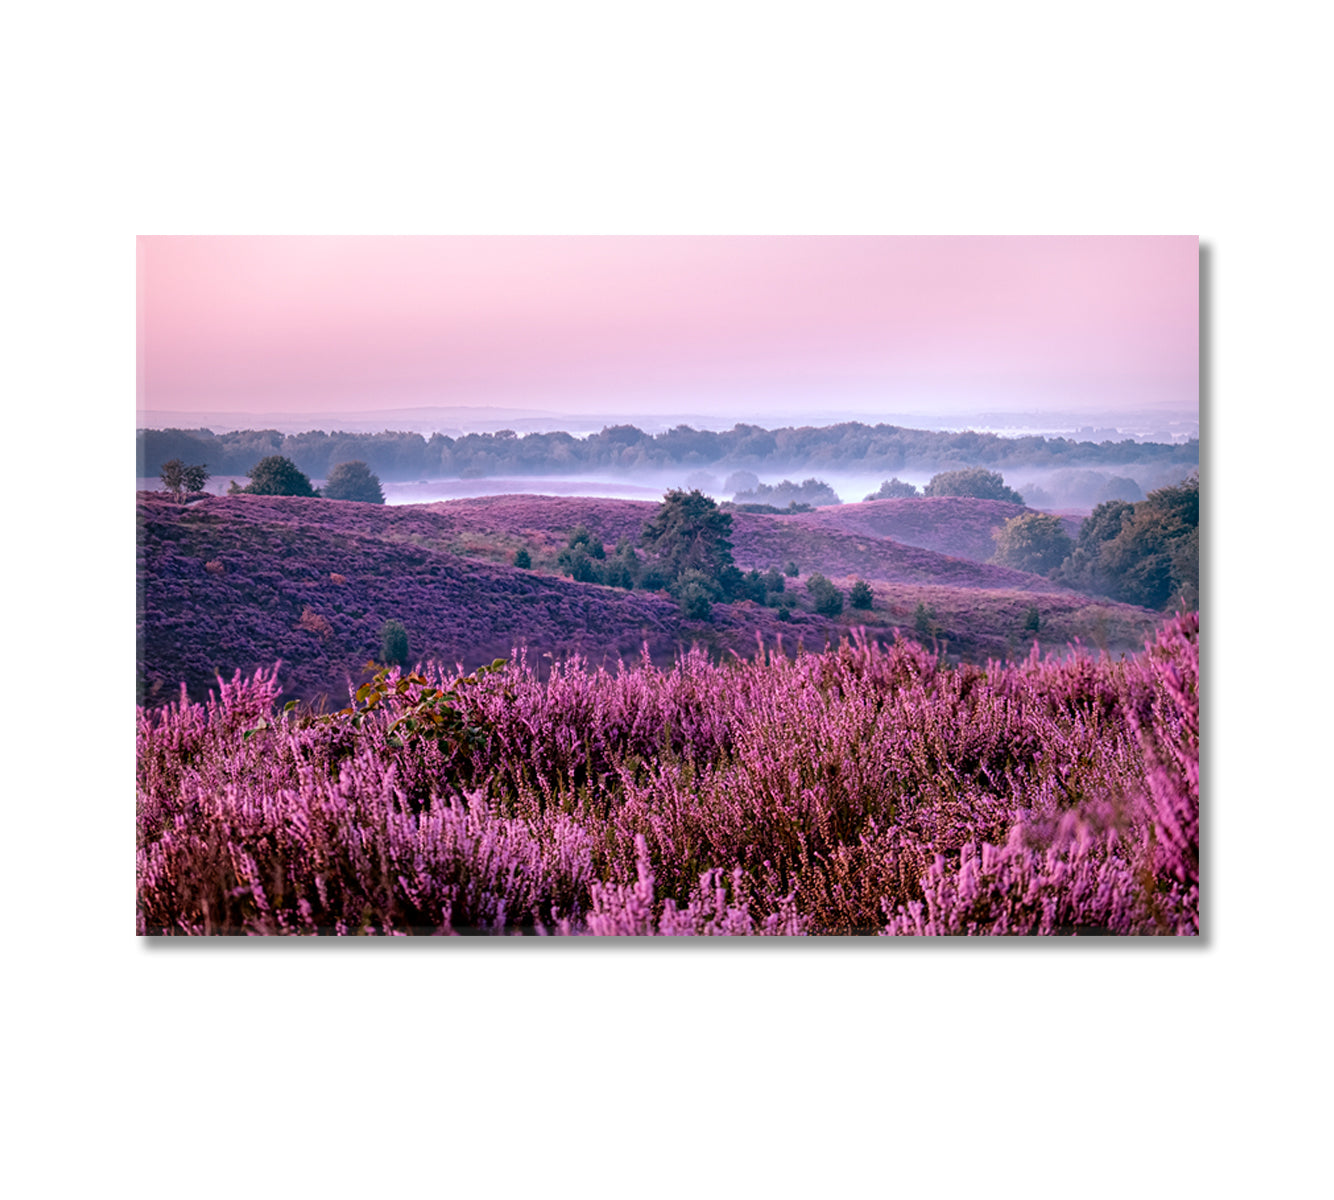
[424,495,1074,592]
[137,492,1164,705]
[786,497,1085,563]
[137,493,840,704]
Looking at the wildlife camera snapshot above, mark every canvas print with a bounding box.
[136,236,1200,936]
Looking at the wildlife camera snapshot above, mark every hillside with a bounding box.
[137,493,838,705]
[787,497,1085,563]
[137,492,1164,706]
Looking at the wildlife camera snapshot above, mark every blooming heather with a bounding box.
[137,614,1199,935]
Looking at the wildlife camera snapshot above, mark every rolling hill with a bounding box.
[137,491,1163,706]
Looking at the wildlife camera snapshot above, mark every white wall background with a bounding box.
[5,2,1328,1197]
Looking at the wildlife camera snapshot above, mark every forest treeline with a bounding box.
[137,421,1198,483]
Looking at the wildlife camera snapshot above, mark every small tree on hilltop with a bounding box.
[864,477,919,501]
[991,512,1075,575]
[242,456,319,497]
[160,459,209,499]
[322,460,385,503]
[924,468,1025,505]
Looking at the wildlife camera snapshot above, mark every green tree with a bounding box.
[379,619,410,667]
[1052,477,1199,610]
[849,579,874,610]
[639,489,734,587]
[672,569,716,620]
[864,477,919,501]
[566,524,606,559]
[322,460,385,503]
[806,573,844,616]
[513,547,532,569]
[924,468,1025,504]
[1022,604,1041,635]
[914,601,936,638]
[783,561,799,578]
[1052,499,1134,594]
[160,459,208,499]
[243,456,319,497]
[556,544,601,583]
[991,513,1075,575]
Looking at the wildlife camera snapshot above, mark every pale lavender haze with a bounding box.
[138,236,1197,431]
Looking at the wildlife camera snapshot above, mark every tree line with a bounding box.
[138,420,1198,483]
[156,456,386,503]
[990,472,1199,610]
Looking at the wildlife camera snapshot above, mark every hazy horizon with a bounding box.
[138,236,1199,435]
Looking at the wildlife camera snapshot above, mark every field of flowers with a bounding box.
[137,612,1199,936]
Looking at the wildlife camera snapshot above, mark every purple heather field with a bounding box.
[137,489,1196,936]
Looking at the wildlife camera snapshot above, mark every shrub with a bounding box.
[864,477,919,501]
[849,580,874,610]
[672,569,716,620]
[733,478,841,507]
[913,601,936,638]
[924,468,1024,505]
[1022,605,1041,634]
[783,561,799,578]
[513,548,532,569]
[242,456,319,498]
[567,524,606,559]
[322,461,385,504]
[379,619,410,667]
[991,513,1075,575]
[806,573,844,616]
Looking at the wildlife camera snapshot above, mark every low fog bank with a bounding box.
[664,460,1197,514]
[136,456,1197,513]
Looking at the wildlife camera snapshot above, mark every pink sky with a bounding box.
[137,236,1198,422]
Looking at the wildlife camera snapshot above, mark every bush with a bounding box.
[991,513,1075,575]
[806,573,844,616]
[848,580,874,610]
[322,461,385,504]
[733,478,841,507]
[913,601,936,638]
[242,456,319,498]
[864,477,919,501]
[924,468,1024,505]
[567,524,606,559]
[672,569,716,620]
[513,548,532,569]
[379,619,410,667]
[783,561,799,578]
[1022,605,1041,634]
